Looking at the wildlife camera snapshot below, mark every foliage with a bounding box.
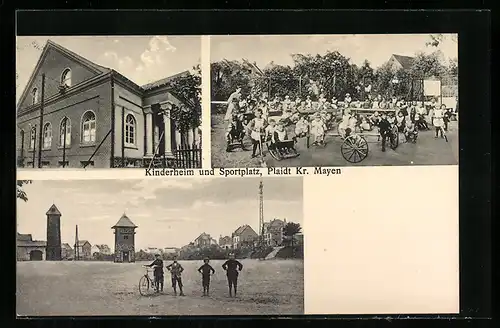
[275,245,304,259]
[283,222,302,237]
[409,51,447,79]
[165,65,202,133]
[17,180,32,202]
[211,60,252,101]
[254,65,299,99]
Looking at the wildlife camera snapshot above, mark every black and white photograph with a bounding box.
[16,178,304,316]
[210,34,458,167]
[16,36,202,170]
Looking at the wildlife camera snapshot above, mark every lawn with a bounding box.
[16,259,304,316]
[211,113,459,167]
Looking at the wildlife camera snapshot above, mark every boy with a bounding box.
[198,258,215,296]
[226,114,245,152]
[247,108,268,158]
[222,253,243,297]
[378,112,392,152]
[166,257,185,296]
[146,253,164,293]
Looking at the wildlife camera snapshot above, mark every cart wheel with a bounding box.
[267,143,283,161]
[341,135,369,163]
[390,125,399,149]
[139,275,152,296]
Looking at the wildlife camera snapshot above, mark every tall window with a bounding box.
[61,69,72,87]
[59,118,71,147]
[81,111,96,143]
[43,122,52,149]
[125,114,136,145]
[30,127,36,149]
[32,88,38,105]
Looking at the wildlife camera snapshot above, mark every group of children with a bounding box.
[146,253,243,298]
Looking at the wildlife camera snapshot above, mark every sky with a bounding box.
[211,34,458,69]
[16,36,201,102]
[17,177,303,251]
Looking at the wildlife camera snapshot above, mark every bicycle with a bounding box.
[139,265,160,296]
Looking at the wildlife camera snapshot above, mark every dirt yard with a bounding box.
[211,114,459,167]
[16,259,304,316]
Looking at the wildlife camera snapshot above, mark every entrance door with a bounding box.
[30,250,43,261]
[122,251,129,263]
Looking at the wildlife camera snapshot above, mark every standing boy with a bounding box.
[378,112,392,152]
[166,257,185,296]
[146,253,164,293]
[198,258,216,296]
[222,253,243,297]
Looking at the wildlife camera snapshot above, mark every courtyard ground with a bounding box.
[16,259,304,316]
[211,114,459,168]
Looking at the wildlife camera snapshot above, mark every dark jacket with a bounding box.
[222,259,243,276]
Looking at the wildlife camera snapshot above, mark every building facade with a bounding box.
[112,214,137,263]
[17,233,47,261]
[232,225,258,249]
[16,40,201,169]
[263,218,286,247]
[74,240,92,260]
[218,235,233,250]
[194,232,217,249]
[46,204,62,261]
[61,243,74,259]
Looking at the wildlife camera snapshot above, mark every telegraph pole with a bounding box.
[37,74,46,168]
[75,225,79,261]
[259,180,264,248]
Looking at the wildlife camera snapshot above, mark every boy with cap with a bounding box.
[146,253,164,293]
[198,258,216,296]
[166,257,185,296]
[222,253,243,297]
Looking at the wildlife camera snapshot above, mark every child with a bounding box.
[265,118,277,141]
[222,253,243,297]
[378,112,392,152]
[247,108,268,158]
[360,115,371,131]
[310,113,327,145]
[396,111,405,133]
[387,112,396,125]
[295,115,309,138]
[305,96,312,109]
[404,118,417,143]
[166,257,185,296]
[146,254,164,293]
[226,114,245,151]
[338,111,351,138]
[431,104,446,138]
[198,258,215,296]
[369,111,381,127]
[272,121,291,155]
[348,112,358,133]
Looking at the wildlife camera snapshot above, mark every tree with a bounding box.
[17,180,32,202]
[426,34,458,48]
[254,64,299,99]
[210,60,252,101]
[165,65,202,134]
[283,222,302,251]
[409,51,447,79]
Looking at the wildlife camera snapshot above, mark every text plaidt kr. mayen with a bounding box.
[145,167,342,177]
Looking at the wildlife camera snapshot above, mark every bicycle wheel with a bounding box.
[139,275,152,296]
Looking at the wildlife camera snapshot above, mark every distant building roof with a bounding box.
[17,240,46,247]
[61,243,72,249]
[46,204,62,216]
[17,233,33,242]
[391,54,415,70]
[112,213,137,229]
[76,240,91,247]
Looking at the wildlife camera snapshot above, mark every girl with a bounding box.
[310,113,327,145]
[431,104,447,140]
[404,118,418,143]
[247,108,268,158]
[338,111,351,139]
[360,115,372,131]
[396,111,406,133]
[271,121,290,155]
[295,115,309,138]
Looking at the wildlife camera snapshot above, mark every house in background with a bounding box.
[91,244,112,257]
[163,247,180,255]
[143,247,161,254]
[263,218,286,247]
[74,240,92,260]
[61,243,74,260]
[16,39,201,169]
[232,225,258,249]
[218,235,233,250]
[16,233,46,261]
[387,54,415,71]
[194,232,217,249]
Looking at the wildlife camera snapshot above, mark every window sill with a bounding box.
[80,143,97,148]
[58,145,72,150]
[124,144,138,150]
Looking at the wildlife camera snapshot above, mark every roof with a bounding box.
[17,233,33,242]
[195,232,211,240]
[76,240,90,246]
[233,225,256,236]
[141,70,190,91]
[61,243,72,249]
[17,240,46,247]
[112,213,137,229]
[391,54,415,70]
[46,204,62,216]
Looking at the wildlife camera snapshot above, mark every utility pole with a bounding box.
[75,225,79,261]
[37,74,46,168]
[259,180,264,248]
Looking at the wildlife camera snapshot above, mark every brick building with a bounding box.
[232,225,258,249]
[16,40,201,169]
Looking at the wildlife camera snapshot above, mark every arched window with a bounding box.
[30,126,36,149]
[125,114,136,145]
[59,117,71,147]
[43,122,52,149]
[32,88,38,105]
[81,111,96,143]
[61,69,72,87]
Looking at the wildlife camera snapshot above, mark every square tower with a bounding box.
[112,214,137,263]
[46,204,62,261]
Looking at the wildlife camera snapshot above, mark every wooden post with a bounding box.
[62,117,67,168]
[110,74,115,168]
[37,74,45,168]
[32,126,36,168]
